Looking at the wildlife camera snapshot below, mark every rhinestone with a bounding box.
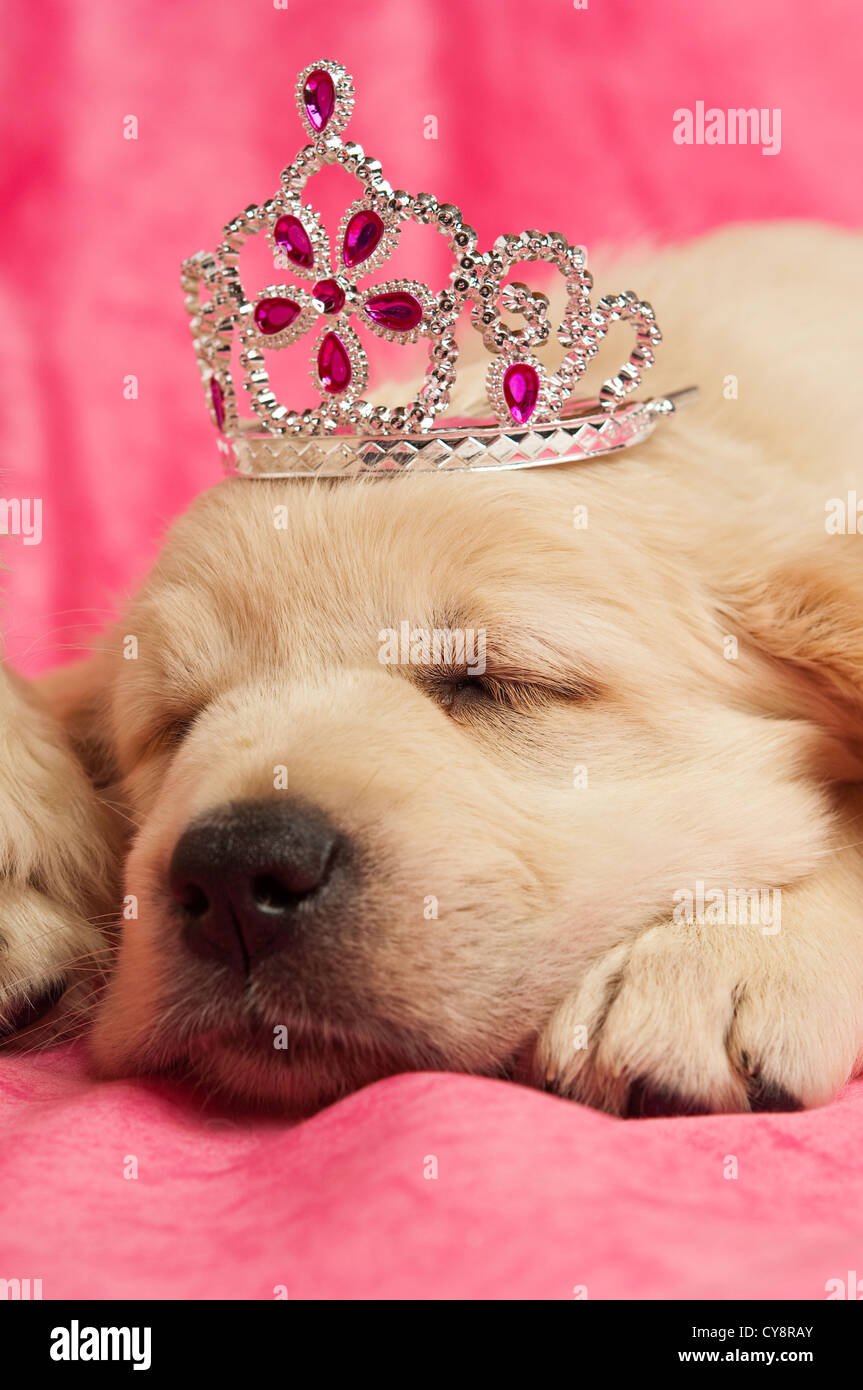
[503,364,540,424]
[273,215,314,269]
[253,297,302,334]
[317,332,352,393]
[303,69,336,133]
[312,278,346,313]
[210,377,225,429]
[363,291,423,332]
[343,210,384,267]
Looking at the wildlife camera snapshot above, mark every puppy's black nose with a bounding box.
[168,799,346,972]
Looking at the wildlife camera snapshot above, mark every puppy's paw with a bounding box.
[537,920,862,1116]
[0,884,109,1045]
[0,669,115,1045]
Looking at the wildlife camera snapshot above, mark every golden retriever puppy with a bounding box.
[3,221,863,1118]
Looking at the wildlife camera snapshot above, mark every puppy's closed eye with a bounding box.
[432,671,594,718]
[160,712,199,743]
[144,712,199,756]
[445,673,531,712]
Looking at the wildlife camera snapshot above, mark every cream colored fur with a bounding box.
[3,222,863,1116]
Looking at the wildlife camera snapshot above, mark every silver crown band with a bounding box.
[221,389,698,478]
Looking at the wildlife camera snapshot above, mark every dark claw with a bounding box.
[746,1076,803,1112]
[624,1078,715,1118]
[0,976,67,1039]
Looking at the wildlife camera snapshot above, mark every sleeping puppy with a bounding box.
[3,221,863,1117]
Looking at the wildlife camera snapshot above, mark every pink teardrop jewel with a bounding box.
[210,377,225,430]
[253,297,302,335]
[343,210,384,268]
[312,278,346,314]
[273,215,314,269]
[503,363,540,424]
[363,291,423,332]
[303,69,336,133]
[318,332,352,394]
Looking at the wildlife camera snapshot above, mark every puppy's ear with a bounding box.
[716,538,863,774]
[34,655,118,792]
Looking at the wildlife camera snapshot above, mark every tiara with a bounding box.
[182,59,696,478]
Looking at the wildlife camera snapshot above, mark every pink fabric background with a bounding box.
[2,1048,863,1300]
[2,0,863,1299]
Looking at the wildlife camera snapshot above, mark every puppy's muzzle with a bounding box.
[168,799,348,973]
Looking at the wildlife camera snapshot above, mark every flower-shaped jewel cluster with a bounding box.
[182,59,660,445]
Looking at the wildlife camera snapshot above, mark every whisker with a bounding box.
[0,918,116,949]
[92,796,143,831]
[822,835,863,856]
